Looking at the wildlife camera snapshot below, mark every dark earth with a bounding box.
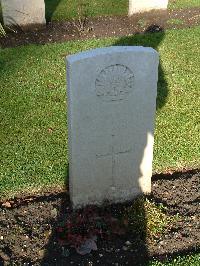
[0,6,200,266]
[0,8,200,48]
[0,169,199,265]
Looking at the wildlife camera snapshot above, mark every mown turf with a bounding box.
[45,0,200,21]
[169,0,200,10]
[0,1,200,23]
[149,253,200,266]
[45,0,127,21]
[0,26,200,199]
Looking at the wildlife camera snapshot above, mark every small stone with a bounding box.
[38,249,46,258]
[0,251,10,261]
[0,236,4,240]
[61,247,70,257]
[159,241,165,246]
[105,248,113,252]
[125,241,131,246]
[122,246,128,251]
[99,254,103,257]
[2,202,11,208]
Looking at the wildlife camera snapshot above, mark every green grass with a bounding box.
[0,1,200,24]
[45,0,200,21]
[44,0,200,22]
[45,0,127,21]
[0,26,200,199]
[167,18,184,25]
[169,0,200,9]
[149,253,200,266]
[125,197,177,240]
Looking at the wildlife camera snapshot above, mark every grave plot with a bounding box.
[1,7,200,48]
[0,170,199,264]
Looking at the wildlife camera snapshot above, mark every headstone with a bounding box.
[67,46,159,208]
[129,0,168,15]
[1,0,46,30]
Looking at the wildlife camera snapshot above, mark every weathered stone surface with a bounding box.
[129,0,168,15]
[66,46,159,208]
[1,0,46,30]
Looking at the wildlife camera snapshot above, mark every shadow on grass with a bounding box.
[41,26,169,265]
[45,0,62,22]
[114,26,168,110]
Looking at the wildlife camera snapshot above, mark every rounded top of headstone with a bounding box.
[67,46,158,63]
[95,64,134,102]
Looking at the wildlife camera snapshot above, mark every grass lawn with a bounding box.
[149,253,200,266]
[169,0,200,10]
[0,26,200,199]
[45,0,127,21]
[44,0,200,21]
[0,1,200,23]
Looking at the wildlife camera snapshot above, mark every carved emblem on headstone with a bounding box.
[95,64,134,102]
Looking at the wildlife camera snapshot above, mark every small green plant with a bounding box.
[72,0,91,33]
[167,18,184,25]
[0,22,6,36]
[137,18,147,28]
[125,197,177,240]
[145,199,176,239]
[149,253,200,266]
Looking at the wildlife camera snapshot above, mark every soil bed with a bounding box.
[1,8,200,48]
[0,169,199,265]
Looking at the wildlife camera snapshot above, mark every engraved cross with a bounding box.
[96,134,131,187]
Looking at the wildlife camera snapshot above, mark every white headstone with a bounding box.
[1,0,46,30]
[129,0,168,15]
[67,46,159,208]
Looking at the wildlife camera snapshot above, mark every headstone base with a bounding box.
[129,0,168,15]
[1,0,46,31]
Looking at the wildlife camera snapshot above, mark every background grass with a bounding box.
[44,0,200,21]
[45,0,127,21]
[149,253,200,266]
[0,26,200,199]
[0,0,200,23]
[169,0,200,10]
